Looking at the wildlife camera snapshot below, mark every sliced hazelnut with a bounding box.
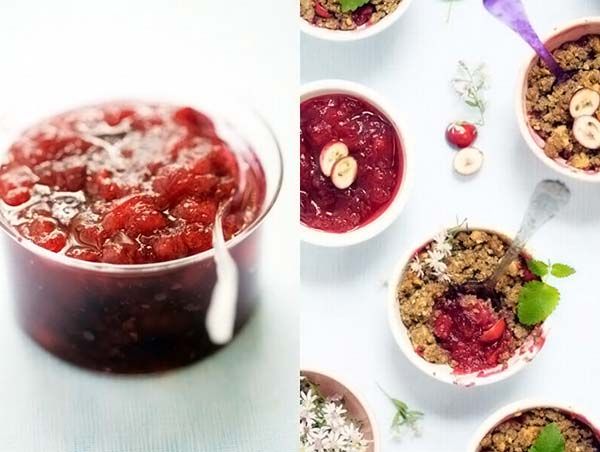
[319,141,349,177]
[453,146,484,176]
[331,156,358,189]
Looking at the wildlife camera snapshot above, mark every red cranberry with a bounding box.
[352,4,374,26]
[479,319,507,343]
[314,2,331,18]
[446,121,478,149]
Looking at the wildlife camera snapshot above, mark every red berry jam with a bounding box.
[0,102,269,374]
[0,103,265,263]
[300,94,403,233]
[432,294,513,374]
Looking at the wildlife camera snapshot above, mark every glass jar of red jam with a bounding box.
[0,101,282,373]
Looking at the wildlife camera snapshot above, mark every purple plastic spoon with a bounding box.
[483,0,566,82]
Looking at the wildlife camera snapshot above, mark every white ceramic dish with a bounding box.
[300,79,413,247]
[387,225,550,387]
[301,369,380,452]
[300,0,414,42]
[468,399,600,451]
[516,17,600,183]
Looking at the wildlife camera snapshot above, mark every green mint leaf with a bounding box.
[339,0,370,12]
[550,263,575,278]
[518,281,560,325]
[529,423,565,452]
[527,259,549,277]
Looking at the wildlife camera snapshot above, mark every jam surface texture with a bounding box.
[0,103,264,264]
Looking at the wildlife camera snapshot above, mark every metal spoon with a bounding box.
[205,197,239,345]
[462,179,570,295]
[482,0,567,82]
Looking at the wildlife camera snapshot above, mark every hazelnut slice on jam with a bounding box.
[319,141,349,177]
[331,156,358,189]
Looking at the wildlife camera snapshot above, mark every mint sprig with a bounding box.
[529,423,565,452]
[518,260,575,325]
[339,0,370,12]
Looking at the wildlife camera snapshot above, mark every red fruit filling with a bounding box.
[352,4,374,26]
[300,94,403,233]
[0,103,265,263]
[314,2,331,18]
[432,293,513,374]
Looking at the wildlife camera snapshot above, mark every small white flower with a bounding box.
[426,248,445,263]
[432,229,448,245]
[341,422,364,443]
[323,429,348,450]
[307,426,330,451]
[434,241,453,257]
[342,422,369,452]
[429,260,447,276]
[425,248,450,282]
[409,255,425,278]
[300,389,318,413]
[300,405,317,426]
[323,402,347,432]
[432,230,453,257]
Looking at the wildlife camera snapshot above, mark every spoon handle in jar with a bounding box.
[206,199,239,345]
[482,0,564,80]
[485,180,571,289]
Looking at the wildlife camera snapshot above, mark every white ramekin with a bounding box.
[300,0,414,42]
[300,369,380,452]
[516,17,600,183]
[300,79,413,247]
[468,399,600,451]
[387,225,550,387]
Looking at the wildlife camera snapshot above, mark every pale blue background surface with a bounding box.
[0,1,298,451]
[302,1,600,451]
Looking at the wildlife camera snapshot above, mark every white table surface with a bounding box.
[0,1,298,451]
[302,1,600,451]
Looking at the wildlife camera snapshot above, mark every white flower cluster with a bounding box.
[410,229,453,282]
[300,379,370,452]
